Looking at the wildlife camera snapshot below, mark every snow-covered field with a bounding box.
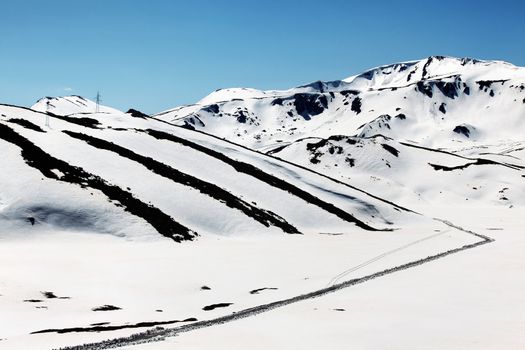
[0,220,483,349]
[118,206,524,350]
[0,56,524,349]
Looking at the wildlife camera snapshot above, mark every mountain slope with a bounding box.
[0,104,419,240]
[1,56,524,350]
[154,56,525,150]
[152,56,525,213]
[31,95,121,116]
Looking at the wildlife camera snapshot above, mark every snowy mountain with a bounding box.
[32,95,121,116]
[1,56,524,350]
[0,103,418,241]
[154,56,525,212]
[155,56,525,150]
[1,93,455,350]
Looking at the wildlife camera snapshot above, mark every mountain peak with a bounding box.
[342,55,521,91]
[31,95,121,116]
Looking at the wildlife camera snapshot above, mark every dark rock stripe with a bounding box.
[400,141,524,171]
[63,131,299,234]
[7,118,45,132]
[143,129,384,231]
[0,123,195,242]
[49,113,101,128]
[429,159,500,171]
[249,287,278,294]
[381,144,399,157]
[0,103,100,128]
[32,318,197,334]
[202,303,232,311]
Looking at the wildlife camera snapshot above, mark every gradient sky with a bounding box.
[1,0,524,113]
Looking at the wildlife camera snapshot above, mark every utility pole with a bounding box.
[95,91,101,113]
[45,100,51,127]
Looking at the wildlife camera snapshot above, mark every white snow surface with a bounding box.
[0,56,524,349]
[155,56,525,150]
[31,96,122,116]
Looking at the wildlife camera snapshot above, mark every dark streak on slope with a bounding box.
[49,113,101,128]
[202,303,232,311]
[0,123,195,242]
[0,103,101,129]
[32,318,198,334]
[143,129,384,231]
[62,131,299,234]
[266,144,289,155]
[421,56,433,78]
[7,118,45,132]
[381,144,399,157]
[250,287,278,294]
[429,159,500,171]
[400,141,524,171]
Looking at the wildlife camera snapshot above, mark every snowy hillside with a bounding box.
[32,96,122,116]
[0,101,468,350]
[154,56,525,212]
[155,56,525,150]
[270,134,525,214]
[1,56,524,350]
[1,104,419,240]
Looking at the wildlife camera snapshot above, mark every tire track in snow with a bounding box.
[55,220,494,350]
[326,230,447,286]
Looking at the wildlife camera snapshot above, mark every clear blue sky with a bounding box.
[1,0,524,113]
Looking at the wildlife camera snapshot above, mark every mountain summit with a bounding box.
[154,56,525,150]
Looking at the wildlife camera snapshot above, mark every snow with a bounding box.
[154,56,525,151]
[120,206,524,350]
[0,220,480,349]
[31,96,122,116]
[0,55,524,349]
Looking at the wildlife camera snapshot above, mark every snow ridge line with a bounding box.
[0,103,101,129]
[0,122,196,242]
[62,130,300,234]
[144,128,386,231]
[56,221,494,350]
[400,141,525,171]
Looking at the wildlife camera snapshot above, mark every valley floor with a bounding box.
[1,205,522,349]
[119,205,525,350]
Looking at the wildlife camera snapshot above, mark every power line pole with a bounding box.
[45,100,51,127]
[95,91,101,113]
